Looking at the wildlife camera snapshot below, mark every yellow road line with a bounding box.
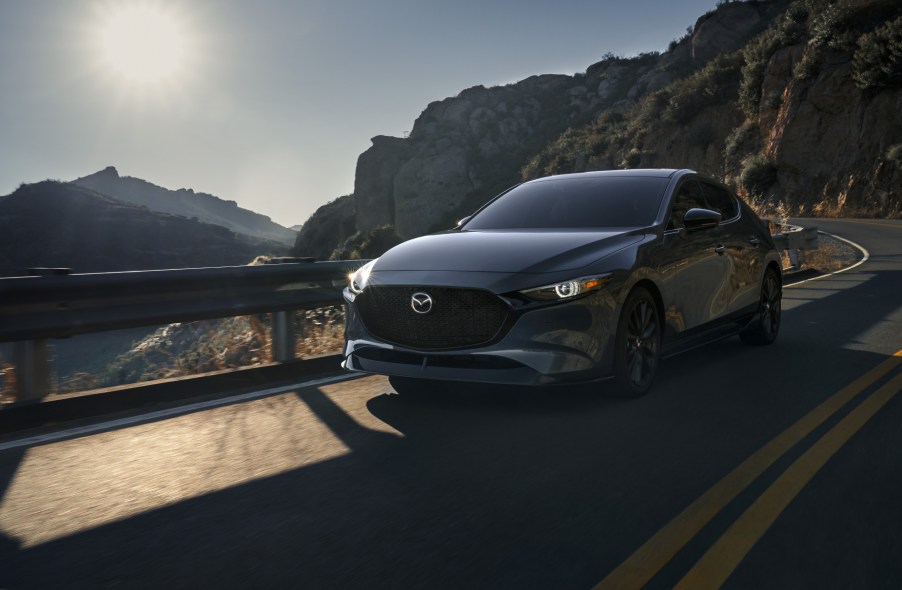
[674,369,902,589]
[594,349,902,590]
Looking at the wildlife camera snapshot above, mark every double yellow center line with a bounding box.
[595,349,902,589]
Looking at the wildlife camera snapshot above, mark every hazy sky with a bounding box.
[0,0,720,227]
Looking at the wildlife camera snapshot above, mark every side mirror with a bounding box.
[683,208,721,231]
[455,215,472,229]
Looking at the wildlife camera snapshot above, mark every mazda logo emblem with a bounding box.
[410,292,433,314]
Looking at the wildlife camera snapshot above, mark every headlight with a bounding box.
[520,274,611,301]
[348,259,377,295]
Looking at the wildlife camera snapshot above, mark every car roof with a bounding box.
[527,169,694,183]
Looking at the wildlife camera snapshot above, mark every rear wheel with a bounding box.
[613,287,661,397]
[740,268,781,345]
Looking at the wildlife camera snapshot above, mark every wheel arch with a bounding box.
[627,278,665,327]
[765,260,783,285]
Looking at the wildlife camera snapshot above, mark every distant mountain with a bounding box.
[72,166,297,246]
[0,180,286,276]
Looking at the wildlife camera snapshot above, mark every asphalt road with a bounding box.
[1,218,900,589]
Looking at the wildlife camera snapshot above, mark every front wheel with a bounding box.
[740,267,781,345]
[613,287,661,397]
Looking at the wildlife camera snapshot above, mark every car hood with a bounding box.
[373,229,643,274]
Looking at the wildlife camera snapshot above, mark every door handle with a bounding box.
[749,237,760,246]
[715,245,726,255]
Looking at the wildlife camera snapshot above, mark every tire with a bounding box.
[613,287,661,397]
[740,267,781,345]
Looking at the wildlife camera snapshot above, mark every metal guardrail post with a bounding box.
[5,268,68,401]
[771,226,818,271]
[13,340,54,401]
[271,311,296,362]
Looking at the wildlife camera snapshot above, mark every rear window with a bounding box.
[464,176,669,230]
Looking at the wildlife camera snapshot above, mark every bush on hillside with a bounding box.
[330,225,404,260]
[739,154,778,196]
[852,15,902,89]
[887,144,902,166]
[663,53,743,124]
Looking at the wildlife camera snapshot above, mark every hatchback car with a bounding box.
[342,169,782,396]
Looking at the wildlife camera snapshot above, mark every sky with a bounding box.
[0,0,722,227]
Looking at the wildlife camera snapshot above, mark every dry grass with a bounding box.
[795,234,859,273]
[746,196,791,231]
[296,306,345,358]
[0,361,16,403]
[55,305,347,395]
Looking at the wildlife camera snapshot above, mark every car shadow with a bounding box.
[0,449,24,581]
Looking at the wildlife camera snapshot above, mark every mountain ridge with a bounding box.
[0,180,285,276]
[72,166,297,246]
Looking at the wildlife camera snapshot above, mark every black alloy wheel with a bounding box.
[613,287,661,397]
[740,268,781,345]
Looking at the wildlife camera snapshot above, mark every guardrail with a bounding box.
[771,226,819,270]
[0,260,364,402]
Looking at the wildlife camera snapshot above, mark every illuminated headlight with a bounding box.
[348,259,377,295]
[520,274,611,301]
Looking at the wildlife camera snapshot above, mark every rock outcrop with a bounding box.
[692,2,764,63]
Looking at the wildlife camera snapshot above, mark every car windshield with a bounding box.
[463,176,670,230]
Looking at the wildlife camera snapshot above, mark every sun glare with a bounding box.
[97,3,190,87]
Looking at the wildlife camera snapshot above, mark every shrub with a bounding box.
[330,225,403,260]
[620,148,642,169]
[887,144,902,166]
[663,53,743,124]
[723,120,761,172]
[597,110,624,126]
[793,50,822,79]
[739,154,778,196]
[852,15,902,89]
[356,225,404,258]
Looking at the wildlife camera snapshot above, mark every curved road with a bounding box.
[1,219,900,589]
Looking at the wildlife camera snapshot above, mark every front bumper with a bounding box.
[342,288,619,386]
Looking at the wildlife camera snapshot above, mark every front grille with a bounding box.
[355,286,511,350]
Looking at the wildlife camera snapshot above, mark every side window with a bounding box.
[700,182,739,221]
[667,180,706,230]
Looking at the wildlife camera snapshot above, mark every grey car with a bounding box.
[342,169,782,396]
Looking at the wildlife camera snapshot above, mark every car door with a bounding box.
[699,181,760,315]
[659,178,730,334]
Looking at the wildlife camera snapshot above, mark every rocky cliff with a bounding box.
[296,71,606,259]
[295,0,901,260]
[524,0,902,216]
[73,166,297,246]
